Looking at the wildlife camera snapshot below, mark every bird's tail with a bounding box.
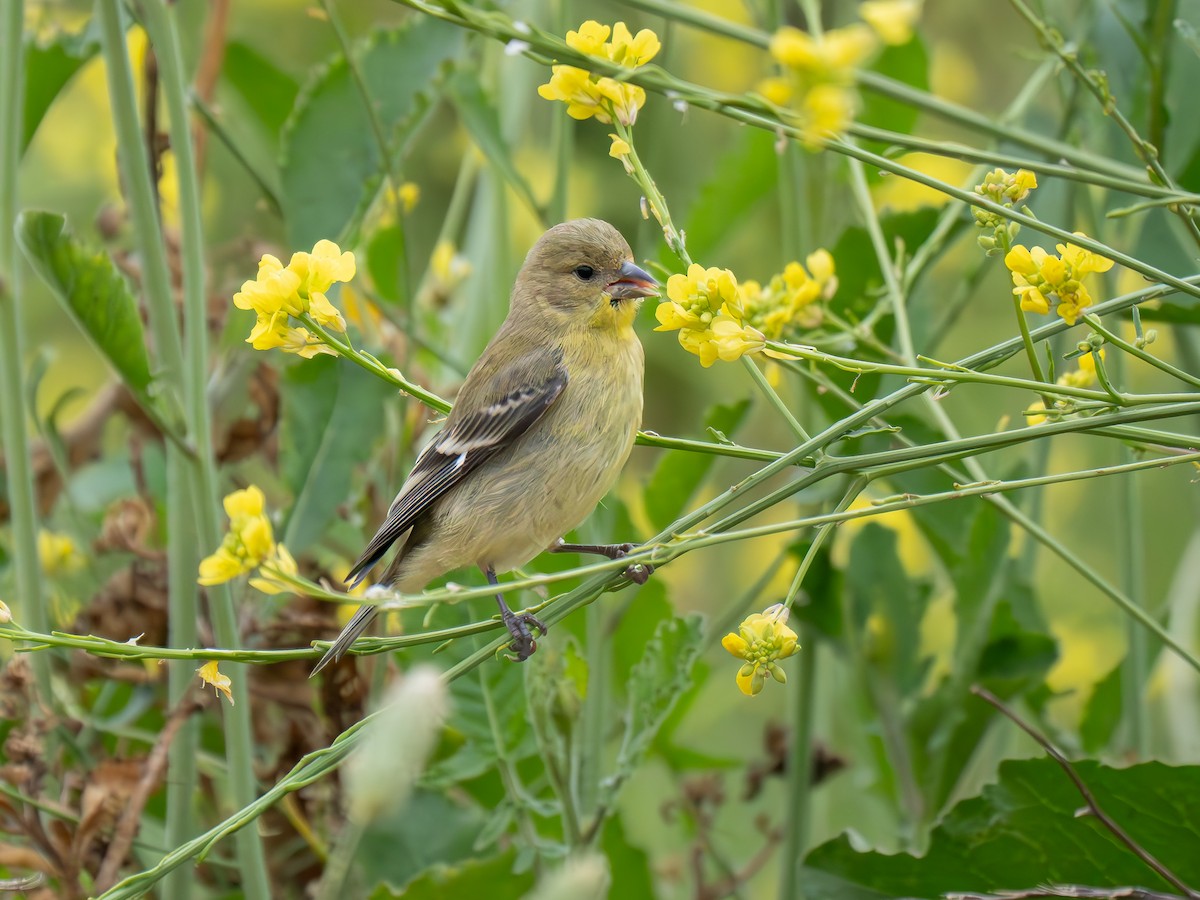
[310,604,379,676]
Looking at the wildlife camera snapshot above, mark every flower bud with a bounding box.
[346,666,448,824]
[527,854,610,900]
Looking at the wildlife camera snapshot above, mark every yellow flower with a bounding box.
[396,181,420,214]
[801,83,856,145]
[756,76,794,106]
[198,486,276,585]
[770,24,876,81]
[197,660,235,706]
[38,530,84,576]
[607,21,660,67]
[249,544,299,595]
[1024,399,1048,426]
[246,310,335,359]
[659,264,742,328]
[859,0,922,45]
[565,20,610,56]
[742,252,837,340]
[608,134,631,158]
[233,256,304,319]
[1005,236,1111,325]
[721,603,800,695]
[540,20,659,125]
[1057,235,1114,278]
[234,240,355,354]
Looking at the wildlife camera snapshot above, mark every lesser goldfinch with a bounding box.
[312,219,657,674]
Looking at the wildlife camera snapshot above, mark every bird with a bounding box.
[311,218,657,675]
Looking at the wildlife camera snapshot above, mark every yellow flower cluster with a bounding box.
[233,240,355,359]
[198,486,293,589]
[973,168,1038,252]
[1005,235,1114,325]
[655,264,765,367]
[742,250,838,340]
[763,2,919,146]
[721,604,801,696]
[656,254,837,367]
[537,20,660,126]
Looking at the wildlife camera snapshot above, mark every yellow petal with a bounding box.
[721,632,749,658]
[196,660,235,705]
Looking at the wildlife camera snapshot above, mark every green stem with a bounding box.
[0,0,50,699]
[1084,314,1200,390]
[1011,295,1050,385]
[779,480,864,900]
[100,1,271,893]
[1006,0,1200,250]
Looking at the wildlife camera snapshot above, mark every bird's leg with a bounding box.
[550,539,654,585]
[485,565,546,661]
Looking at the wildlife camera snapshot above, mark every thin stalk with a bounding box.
[743,356,812,445]
[0,0,50,698]
[163,466,198,900]
[100,1,271,893]
[1084,313,1200,390]
[779,481,864,900]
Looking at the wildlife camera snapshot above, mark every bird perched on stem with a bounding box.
[312,219,657,675]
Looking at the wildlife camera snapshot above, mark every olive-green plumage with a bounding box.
[312,219,655,674]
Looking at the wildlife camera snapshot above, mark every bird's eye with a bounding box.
[573,265,595,281]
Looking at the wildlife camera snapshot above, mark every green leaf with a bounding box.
[358,789,485,893]
[445,70,541,220]
[602,814,656,900]
[804,758,1200,898]
[279,355,394,553]
[22,26,99,154]
[280,19,462,249]
[607,614,705,798]
[222,41,300,141]
[642,399,750,531]
[846,524,931,696]
[677,128,780,265]
[16,212,154,396]
[1080,662,1123,754]
[369,850,533,900]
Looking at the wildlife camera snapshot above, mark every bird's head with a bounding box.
[516,218,658,334]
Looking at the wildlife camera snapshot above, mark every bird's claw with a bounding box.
[624,562,654,585]
[501,611,547,662]
[611,543,654,585]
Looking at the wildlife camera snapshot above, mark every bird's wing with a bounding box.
[345,361,568,586]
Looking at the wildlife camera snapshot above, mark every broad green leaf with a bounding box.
[846,524,931,696]
[859,38,930,150]
[914,593,1058,812]
[279,355,394,553]
[676,128,780,265]
[804,758,1200,898]
[16,212,153,395]
[1080,661,1123,754]
[22,26,99,154]
[357,789,485,893]
[603,815,656,900]
[607,614,705,801]
[445,70,541,220]
[222,41,300,141]
[642,399,750,531]
[280,19,462,249]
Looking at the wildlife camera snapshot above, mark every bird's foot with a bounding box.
[501,608,547,662]
[609,543,654,585]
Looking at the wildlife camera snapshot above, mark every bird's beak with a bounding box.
[607,260,659,300]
